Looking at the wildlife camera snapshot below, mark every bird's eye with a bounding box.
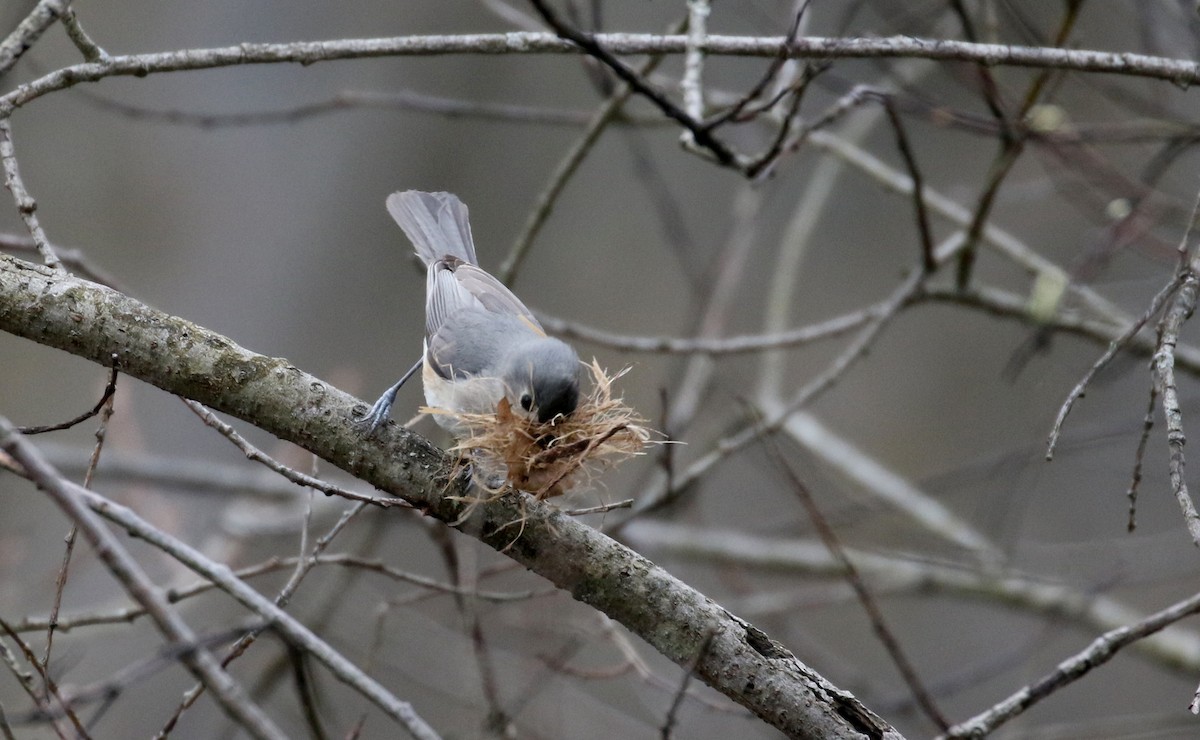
[519,393,533,412]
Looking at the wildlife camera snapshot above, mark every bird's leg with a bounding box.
[355,356,422,434]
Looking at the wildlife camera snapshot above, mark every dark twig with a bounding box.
[0,702,14,740]
[881,96,936,272]
[700,2,809,130]
[955,0,1084,289]
[1126,384,1157,532]
[528,0,741,168]
[498,19,684,284]
[42,365,117,670]
[1128,383,1156,534]
[659,630,716,739]
[288,645,330,740]
[19,358,119,435]
[763,438,949,730]
[948,0,1013,143]
[745,63,823,179]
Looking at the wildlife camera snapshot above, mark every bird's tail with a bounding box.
[385,190,478,266]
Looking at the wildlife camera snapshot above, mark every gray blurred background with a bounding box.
[4,1,1200,738]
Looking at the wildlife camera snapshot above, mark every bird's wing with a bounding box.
[425,259,543,341]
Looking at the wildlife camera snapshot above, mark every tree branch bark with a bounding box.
[3,33,1200,114]
[0,252,902,739]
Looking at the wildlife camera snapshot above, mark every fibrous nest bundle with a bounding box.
[425,361,651,500]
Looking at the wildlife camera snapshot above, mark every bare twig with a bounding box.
[59,8,107,62]
[70,87,657,129]
[623,520,1200,674]
[940,588,1200,737]
[0,232,122,287]
[0,635,71,740]
[0,619,89,738]
[955,0,1084,288]
[8,32,1200,119]
[10,553,540,636]
[18,358,119,435]
[528,0,741,168]
[0,443,442,739]
[0,120,61,271]
[763,438,948,730]
[42,365,117,670]
[0,418,288,740]
[498,20,683,283]
[659,630,715,739]
[182,398,408,508]
[156,496,369,736]
[1045,271,1185,458]
[880,98,936,272]
[1152,252,1200,546]
[562,498,634,516]
[0,0,71,75]
[1127,384,1157,532]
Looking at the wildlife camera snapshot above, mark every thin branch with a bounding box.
[42,367,117,670]
[182,398,408,508]
[0,635,72,740]
[940,588,1200,737]
[1127,384,1157,532]
[0,441,442,739]
[18,358,119,435]
[1152,253,1200,547]
[0,0,71,75]
[880,98,936,272]
[700,2,809,130]
[9,554,541,635]
[763,438,948,730]
[8,32,1200,116]
[498,20,683,284]
[71,87,656,129]
[528,0,741,168]
[157,496,368,736]
[537,299,875,354]
[679,0,709,145]
[0,120,62,271]
[0,619,89,738]
[659,630,715,739]
[955,0,1084,288]
[1045,271,1185,458]
[0,418,288,740]
[562,498,633,516]
[59,8,107,62]
[623,520,1200,675]
[0,233,122,287]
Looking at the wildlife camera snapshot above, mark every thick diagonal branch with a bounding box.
[0,253,901,739]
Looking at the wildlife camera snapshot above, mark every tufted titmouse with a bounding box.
[360,191,581,435]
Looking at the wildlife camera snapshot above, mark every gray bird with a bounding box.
[360,191,581,435]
